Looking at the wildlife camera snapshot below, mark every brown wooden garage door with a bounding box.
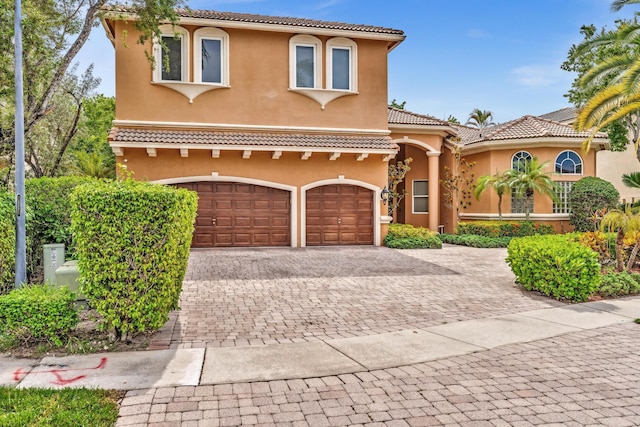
[176,182,290,247]
[306,185,373,246]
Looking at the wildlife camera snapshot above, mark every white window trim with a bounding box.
[289,34,322,89]
[412,179,429,215]
[555,150,583,175]
[153,24,190,83]
[511,150,532,170]
[193,27,230,86]
[288,34,357,109]
[326,37,358,92]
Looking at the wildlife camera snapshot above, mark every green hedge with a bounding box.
[457,221,555,238]
[598,271,640,297]
[439,233,511,248]
[568,177,620,232]
[0,285,78,347]
[384,224,442,249]
[70,179,198,341]
[0,193,14,294]
[25,176,99,281]
[506,235,601,302]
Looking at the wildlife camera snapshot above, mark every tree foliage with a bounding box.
[568,176,620,232]
[389,99,406,109]
[441,142,477,221]
[387,157,412,219]
[465,108,496,129]
[474,170,514,220]
[508,158,560,221]
[0,0,184,184]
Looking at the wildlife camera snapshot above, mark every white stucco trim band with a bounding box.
[152,175,298,248]
[460,213,571,221]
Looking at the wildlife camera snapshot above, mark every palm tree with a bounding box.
[622,171,640,188]
[600,206,640,271]
[508,158,560,221]
[465,108,496,129]
[474,170,513,220]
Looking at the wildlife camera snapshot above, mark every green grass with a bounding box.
[0,387,122,427]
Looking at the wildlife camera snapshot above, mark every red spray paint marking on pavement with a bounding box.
[13,357,107,386]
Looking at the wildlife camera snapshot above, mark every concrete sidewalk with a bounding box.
[2,297,638,391]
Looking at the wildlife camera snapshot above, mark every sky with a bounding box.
[75,0,639,124]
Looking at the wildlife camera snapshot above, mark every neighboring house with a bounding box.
[388,111,609,233]
[540,107,640,204]
[102,8,612,247]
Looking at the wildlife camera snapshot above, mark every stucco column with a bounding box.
[427,151,441,231]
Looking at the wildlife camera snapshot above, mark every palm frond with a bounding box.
[622,171,640,188]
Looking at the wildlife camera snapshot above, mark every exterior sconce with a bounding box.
[381,186,390,205]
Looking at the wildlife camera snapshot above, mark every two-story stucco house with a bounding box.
[102,8,611,247]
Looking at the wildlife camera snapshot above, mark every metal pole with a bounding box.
[14,0,26,287]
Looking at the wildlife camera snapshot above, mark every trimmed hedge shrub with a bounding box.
[0,285,78,346]
[598,271,640,297]
[384,224,442,249]
[0,192,14,294]
[569,177,619,232]
[506,235,601,302]
[25,176,99,281]
[439,233,511,248]
[70,179,198,341]
[456,221,554,238]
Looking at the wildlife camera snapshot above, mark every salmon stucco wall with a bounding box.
[112,20,390,131]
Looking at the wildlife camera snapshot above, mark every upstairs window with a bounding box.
[194,28,229,85]
[555,150,582,175]
[290,35,322,89]
[154,25,189,82]
[327,38,358,91]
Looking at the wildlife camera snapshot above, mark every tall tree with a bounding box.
[74,94,116,178]
[465,108,496,129]
[508,158,560,221]
[570,1,640,156]
[0,0,185,184]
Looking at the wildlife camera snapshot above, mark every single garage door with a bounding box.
[176,182,290,247]
[306,184,373,246]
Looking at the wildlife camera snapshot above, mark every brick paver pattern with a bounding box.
[169,246,564,349]
[118,323,640,426]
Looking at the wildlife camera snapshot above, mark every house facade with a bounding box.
[103,9,405,248]
[103,9,611,246]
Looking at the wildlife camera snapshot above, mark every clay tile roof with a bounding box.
[455,115,608,146]
[106,7,404,36]
[538,107,578,123]
[387,107,453,127]
[108,128,399,151]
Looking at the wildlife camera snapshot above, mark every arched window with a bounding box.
[289,34,322,89]
[153,25,189,82]
[555,150,582,174]
[194,28,230,85]
[512,151,532,171]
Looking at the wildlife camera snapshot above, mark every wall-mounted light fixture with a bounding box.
[381,186,390,205]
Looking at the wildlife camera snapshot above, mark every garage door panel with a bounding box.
[235,216,251,227]
[306,185,373,246]
[272,200,289,211]
[234,200,252,210]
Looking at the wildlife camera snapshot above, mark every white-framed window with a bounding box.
[553,181,573,214]
[412,180,429,214]
[290,35,322,89]
[153,25,189,82]
[194,28,229,85]
[326,37,358,91]
[512,151,532,172]
[555,150,583,175]
[511,190,533,214]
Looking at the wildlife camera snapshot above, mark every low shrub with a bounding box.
[70,179,198,341]
[0,285,78,346]
[506,235,601,302]
[597,270,640,297]
[439,233,511,248]
[456,221,554,238]
[384,224,442,249]
[0,192,14,294]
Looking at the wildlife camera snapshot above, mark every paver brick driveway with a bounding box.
[169,245,564,349]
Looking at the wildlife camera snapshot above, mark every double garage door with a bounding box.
[177,182,373,247]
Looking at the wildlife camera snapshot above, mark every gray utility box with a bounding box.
[55,260,85,301]
[43,243,65,284]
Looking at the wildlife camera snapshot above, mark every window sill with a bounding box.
[152,81,230,103]
[289,88,357,109]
